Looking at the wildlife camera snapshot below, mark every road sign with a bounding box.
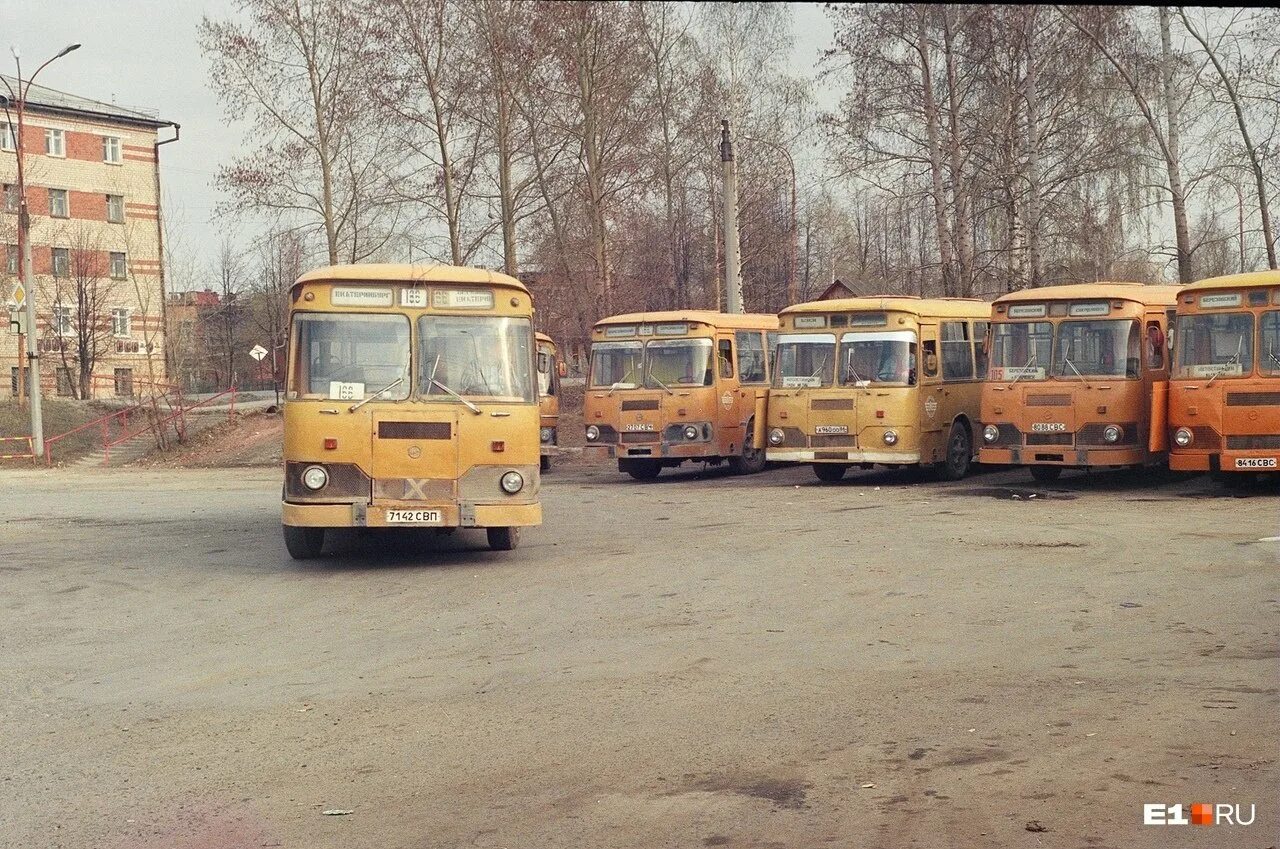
[249,344,268,361]
[11,282,25,309]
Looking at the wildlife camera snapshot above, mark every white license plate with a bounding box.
[1031,422,1067,433]
[1235,457,1277,469]
[814,425,848,435]
[623,423,654,432]
[386,509,444,525]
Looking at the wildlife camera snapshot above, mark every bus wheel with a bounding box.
[729,425,768,474]
[283,525,325,560]
[1029,464,1062,483]
[540,455,551,472]
[487,527,520,551]
[938,422,972,481]
[813,463,848,482]
[620,459,662,480]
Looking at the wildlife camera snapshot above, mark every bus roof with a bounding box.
[593,310,778,330]
[994,282,1180,307]
[294,264,529,293]
[535,332,554,344]
[781,296,989,319]
[1178,269,1280,294]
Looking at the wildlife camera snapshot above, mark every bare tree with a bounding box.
[47,225,117,399]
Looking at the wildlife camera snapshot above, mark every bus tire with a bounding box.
[540,455,551,472]
[813,463,848,482]
[283,525,325,560]
[938,421,972,481]
[620,459,662,480]
[1029,464,1062,483]
[728,421,768,474]
[487,527,520,551]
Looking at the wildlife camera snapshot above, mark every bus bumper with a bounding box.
[1170,450,1280,473]
[584,442,714,461]
[766,449,922,465]
[282,501,542,529]
[980,446,1148,467]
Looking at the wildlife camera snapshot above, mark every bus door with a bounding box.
[918,322,944,456]
[716,335,746,453]
[1145,309,1170,453]
[735,330,769,448]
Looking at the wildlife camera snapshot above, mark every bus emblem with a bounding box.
[925,396,938,418]
[721,391,733,409]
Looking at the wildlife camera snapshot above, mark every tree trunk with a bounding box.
[915,8,957,297]
[1159,7,1194,284]
[1023,7,1042,286]
[942,8,974,297]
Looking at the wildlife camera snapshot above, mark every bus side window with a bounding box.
[922,339,939,379]
[718,338,734,379]
[766,331,779,380]
[735,331,766,383]
[1145,320,1165,371]
[940,321,973,381]
[973,320,989,379]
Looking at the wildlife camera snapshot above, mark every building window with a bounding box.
[0,123,14,151]
[56,367,74,396]
[110,252,127,280]
[5,244,16,275]
[11,366,31,396]
[107,194,125,223]
[52,247,70,278]
[53,304,73,336]
[102,136,122,164]
[114,368,134,398]
[44,128,65,157]
[111,307,131,337]
[49,188,69,219]
[3,184,17,214]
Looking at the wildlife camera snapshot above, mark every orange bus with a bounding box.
[766,296,990,481]
[583,311,778,480]
[1169,269,1280,478]
[979,283,1180,482]
[536,332,562,471]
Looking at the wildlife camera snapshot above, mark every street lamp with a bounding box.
[2,43,81,456]
[743,135,798,306]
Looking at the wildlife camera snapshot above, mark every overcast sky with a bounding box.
[2,1,836,284]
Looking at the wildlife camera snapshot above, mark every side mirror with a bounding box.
[557,361,567,378]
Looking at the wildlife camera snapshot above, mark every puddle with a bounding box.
[953,487,1077,501]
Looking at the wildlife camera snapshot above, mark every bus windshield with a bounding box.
[991,322,1052,380]
[775,333,836,388]
[1262,312,1280,375]
[646,339,713,388]
[290,313,410,400]
[1053,319,1139,379]
[1176,312,1254,378]
[840,331,917,386]
[418,315,535,402]
[590,341,644,388]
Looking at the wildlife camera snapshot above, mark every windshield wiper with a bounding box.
[1060,355,1087,383]
[1207,335,1245,386]
[844,356,866,386]
[1268,343,1280,372]
[607,367,637,395]
[426,354,481,414]
[348,376,404,412]
[1010,351,1037,384]
[649,372,675,395]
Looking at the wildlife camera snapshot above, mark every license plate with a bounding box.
[1031,422,1066,433]
[623,423,654,432]
[814,425,848,435]
[386,509,444,524]
[1235,457,1277,469]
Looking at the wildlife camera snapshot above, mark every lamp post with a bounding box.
[743,135,798,306]
[2,43,80,457]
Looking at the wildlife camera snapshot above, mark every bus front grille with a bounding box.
[1025,433,1073,446]
[621,399,661,411]
[810,434,857,448]
[620,432,658,444]
[810,398,854,411]
[1171,426,1221,450]
[1227,435,1280,449]
[1226,392,1280,406]
[776,427,807,448]
[1026,394,1072,406]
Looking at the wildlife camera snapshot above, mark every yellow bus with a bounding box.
[583,311,779,480]
[281,265,541,558]
[536,332,562,471]
[766,297,990,482]
[1169,269,1280,478]
[979,283,1180,482]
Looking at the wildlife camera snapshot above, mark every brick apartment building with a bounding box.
[1,76,176,399]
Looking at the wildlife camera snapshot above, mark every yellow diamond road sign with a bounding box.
[11,282,24,309]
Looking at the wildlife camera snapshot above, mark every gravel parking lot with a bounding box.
[2,462,1276,849]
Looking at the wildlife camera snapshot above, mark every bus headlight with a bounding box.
[540,427,554,443]
[982,424,999,444]
[883,429,898,445]
[500,471,524,494]
[1174,427,1193,447]
[301,465,328,491]
[1102,424,1122,444]
[683,425,699,440]
[768,428,785,446]
[585,425,600,441]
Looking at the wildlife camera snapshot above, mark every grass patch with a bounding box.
[0,398,119,465]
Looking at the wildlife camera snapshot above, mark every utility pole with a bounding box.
[720,120,743,314]
[3,43,81,458]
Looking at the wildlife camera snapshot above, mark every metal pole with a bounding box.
[720,120,744,314]
[13,62,43,457]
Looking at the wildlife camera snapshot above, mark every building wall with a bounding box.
[1,110,168,399]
